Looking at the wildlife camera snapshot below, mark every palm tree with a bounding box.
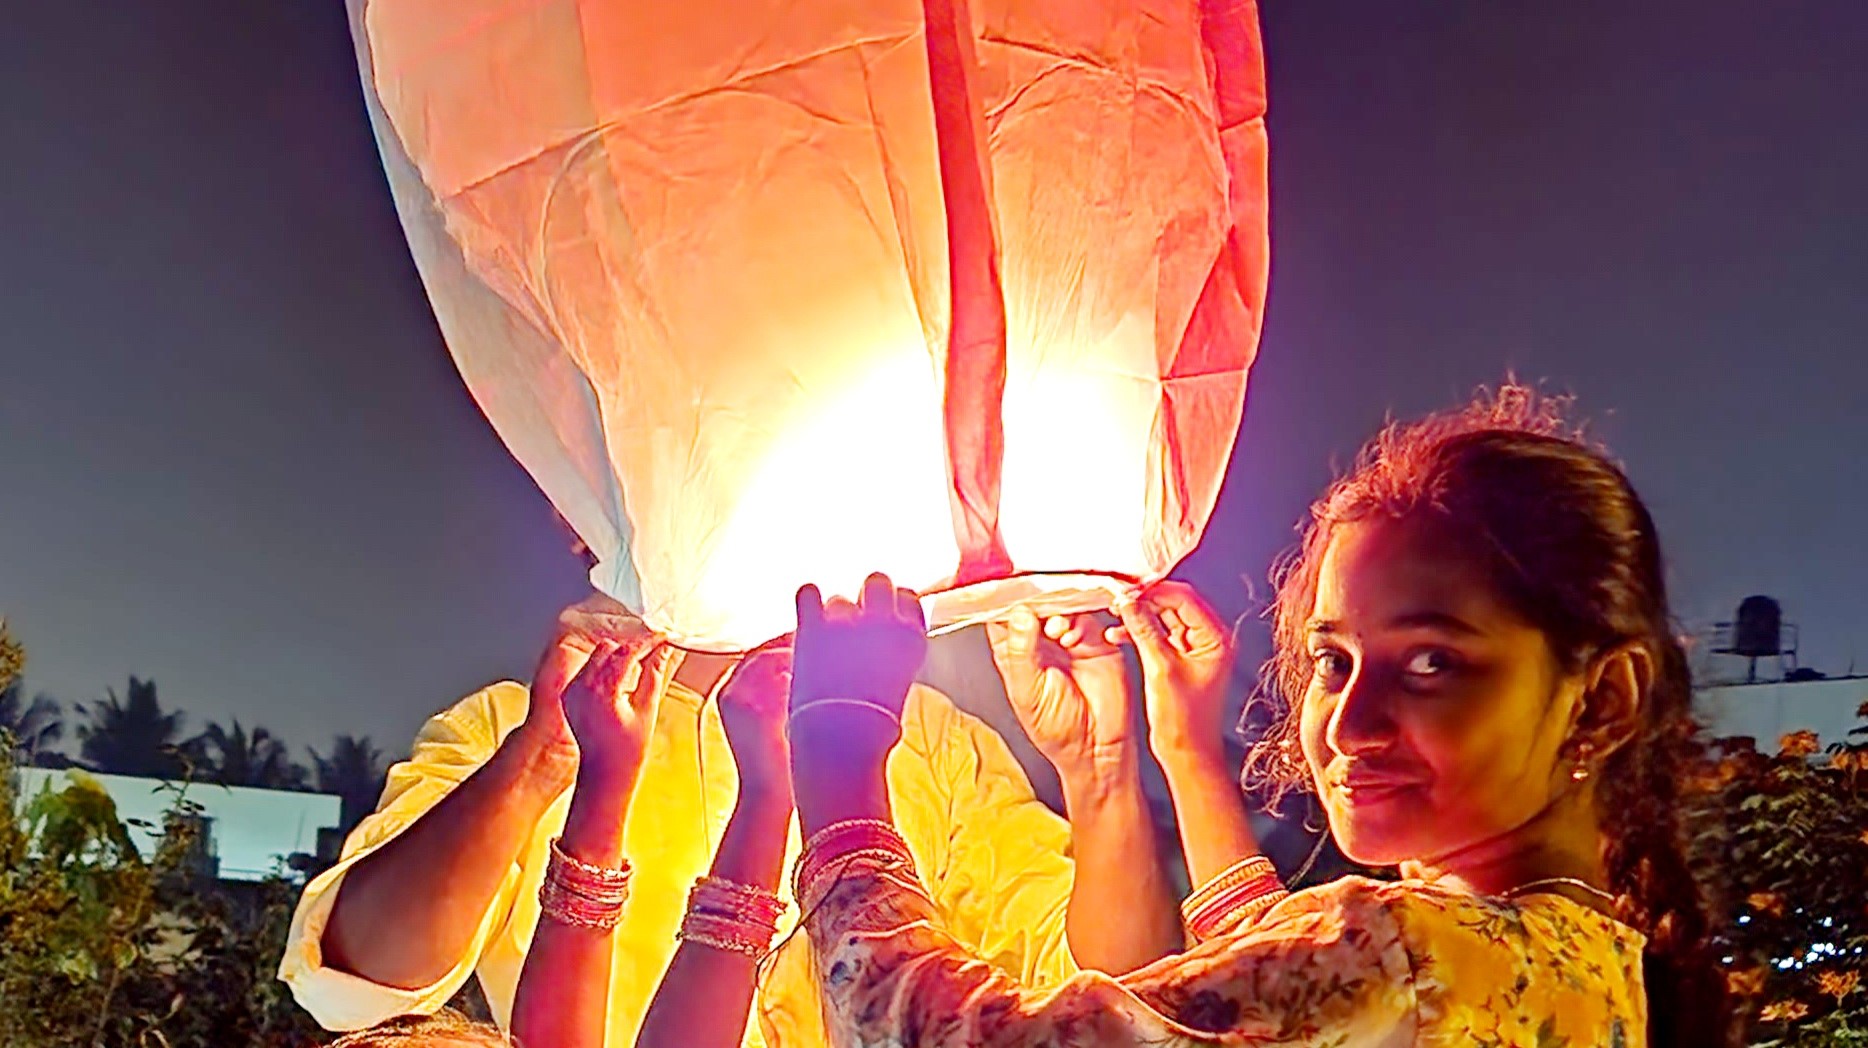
[190,719,308,790]
[76,677,189,779]
[0,681,64,761]
[309,734,389,830]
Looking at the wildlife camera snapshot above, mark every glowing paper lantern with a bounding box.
[346,0,1268,651]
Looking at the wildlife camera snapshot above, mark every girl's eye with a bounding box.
[1310,649,1352,684]
[1403,649,1455,678]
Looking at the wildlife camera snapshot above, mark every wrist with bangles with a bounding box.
[1181,854,1288,941]
[792,817,922,912]
[538,837,632,930]
[678,875,787,958]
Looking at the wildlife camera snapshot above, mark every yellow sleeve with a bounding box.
[805,872,1416,1047]
[888,685,1078,989]
[277,682,531,1031]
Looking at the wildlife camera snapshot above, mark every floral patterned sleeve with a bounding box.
[805,863,1417,1047]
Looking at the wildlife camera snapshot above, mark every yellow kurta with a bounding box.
[280,680,1078,1047]
[807,871,1648,1047]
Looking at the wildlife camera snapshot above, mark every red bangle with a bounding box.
[794,820,916,910]
[1182,856,1286,941]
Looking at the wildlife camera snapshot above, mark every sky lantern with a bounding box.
[345,0,1268,651]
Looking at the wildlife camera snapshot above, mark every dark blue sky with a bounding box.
[3,1,1865,757]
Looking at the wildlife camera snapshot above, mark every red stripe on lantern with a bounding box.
[924,0,1012,586]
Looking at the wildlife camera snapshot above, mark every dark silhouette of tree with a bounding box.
[189,720,307,790]
[0,619,21,693]
[76,677,189,779]
[0,682,63,762]
[308,734,388,830]
[0,622,68,768]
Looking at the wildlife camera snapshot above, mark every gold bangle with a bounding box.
[1181,854,1284,941]
[547,837,633,891]
[689,875,786,924]
[539,876,624,930]
[1182,855,1276,912]
[679,907,776,957]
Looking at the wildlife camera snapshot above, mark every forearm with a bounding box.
[1156,740,1262,889]
[1056,760,1182,970]
[510,774,632,1048]
[638,793,791,1048]
[323,726,573,988]
[790,714,897,837]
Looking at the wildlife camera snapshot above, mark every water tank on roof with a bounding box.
[1731,595,1783,658]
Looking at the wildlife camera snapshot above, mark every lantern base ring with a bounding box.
[922,570,1142,638]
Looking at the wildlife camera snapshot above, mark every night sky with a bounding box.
[3,1,1865,760]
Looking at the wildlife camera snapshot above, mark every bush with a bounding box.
[0,746,326,1046]
[1697,706,1868,1045]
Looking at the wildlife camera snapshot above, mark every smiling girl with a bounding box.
[783,386,1735,1047]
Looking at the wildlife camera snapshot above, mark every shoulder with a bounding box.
[409,679,529,753]
[1235,876,1497,978]
[1269,878,1646,1008]
[1245,876,1421,956]
[1136,877,1419,1037]
[1267,876,1528,952]
[1324,882,1647,1041]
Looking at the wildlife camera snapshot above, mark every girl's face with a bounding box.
[1297,516,1587,869]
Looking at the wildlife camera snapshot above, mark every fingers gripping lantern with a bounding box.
[346,0,1269,650]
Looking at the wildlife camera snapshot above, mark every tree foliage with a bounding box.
[309,734,388,830]
[0,620,22,694]
[0,620,65,764]
[1,681,63,762]
[77,678,190,780]
[191,719,308,791]
[1697,705,1868,1045]
[0,748,326,1046]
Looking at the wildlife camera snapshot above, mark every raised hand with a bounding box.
[790,572,928,719]
[988,607,1137,778]
[517,601,661,771]
[717,643,794,807]
[1111,581,1236,760]
[560,634,677,793]
[787,573,927,834]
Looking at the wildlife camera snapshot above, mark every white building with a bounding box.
[1695,676,1868,752]
[13,767,341,882]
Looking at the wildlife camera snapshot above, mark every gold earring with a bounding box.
[1570,742,1594,782]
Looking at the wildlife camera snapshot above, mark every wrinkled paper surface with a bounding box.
[348,0,1268,650]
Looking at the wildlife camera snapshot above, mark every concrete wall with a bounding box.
[13,767,340,881]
